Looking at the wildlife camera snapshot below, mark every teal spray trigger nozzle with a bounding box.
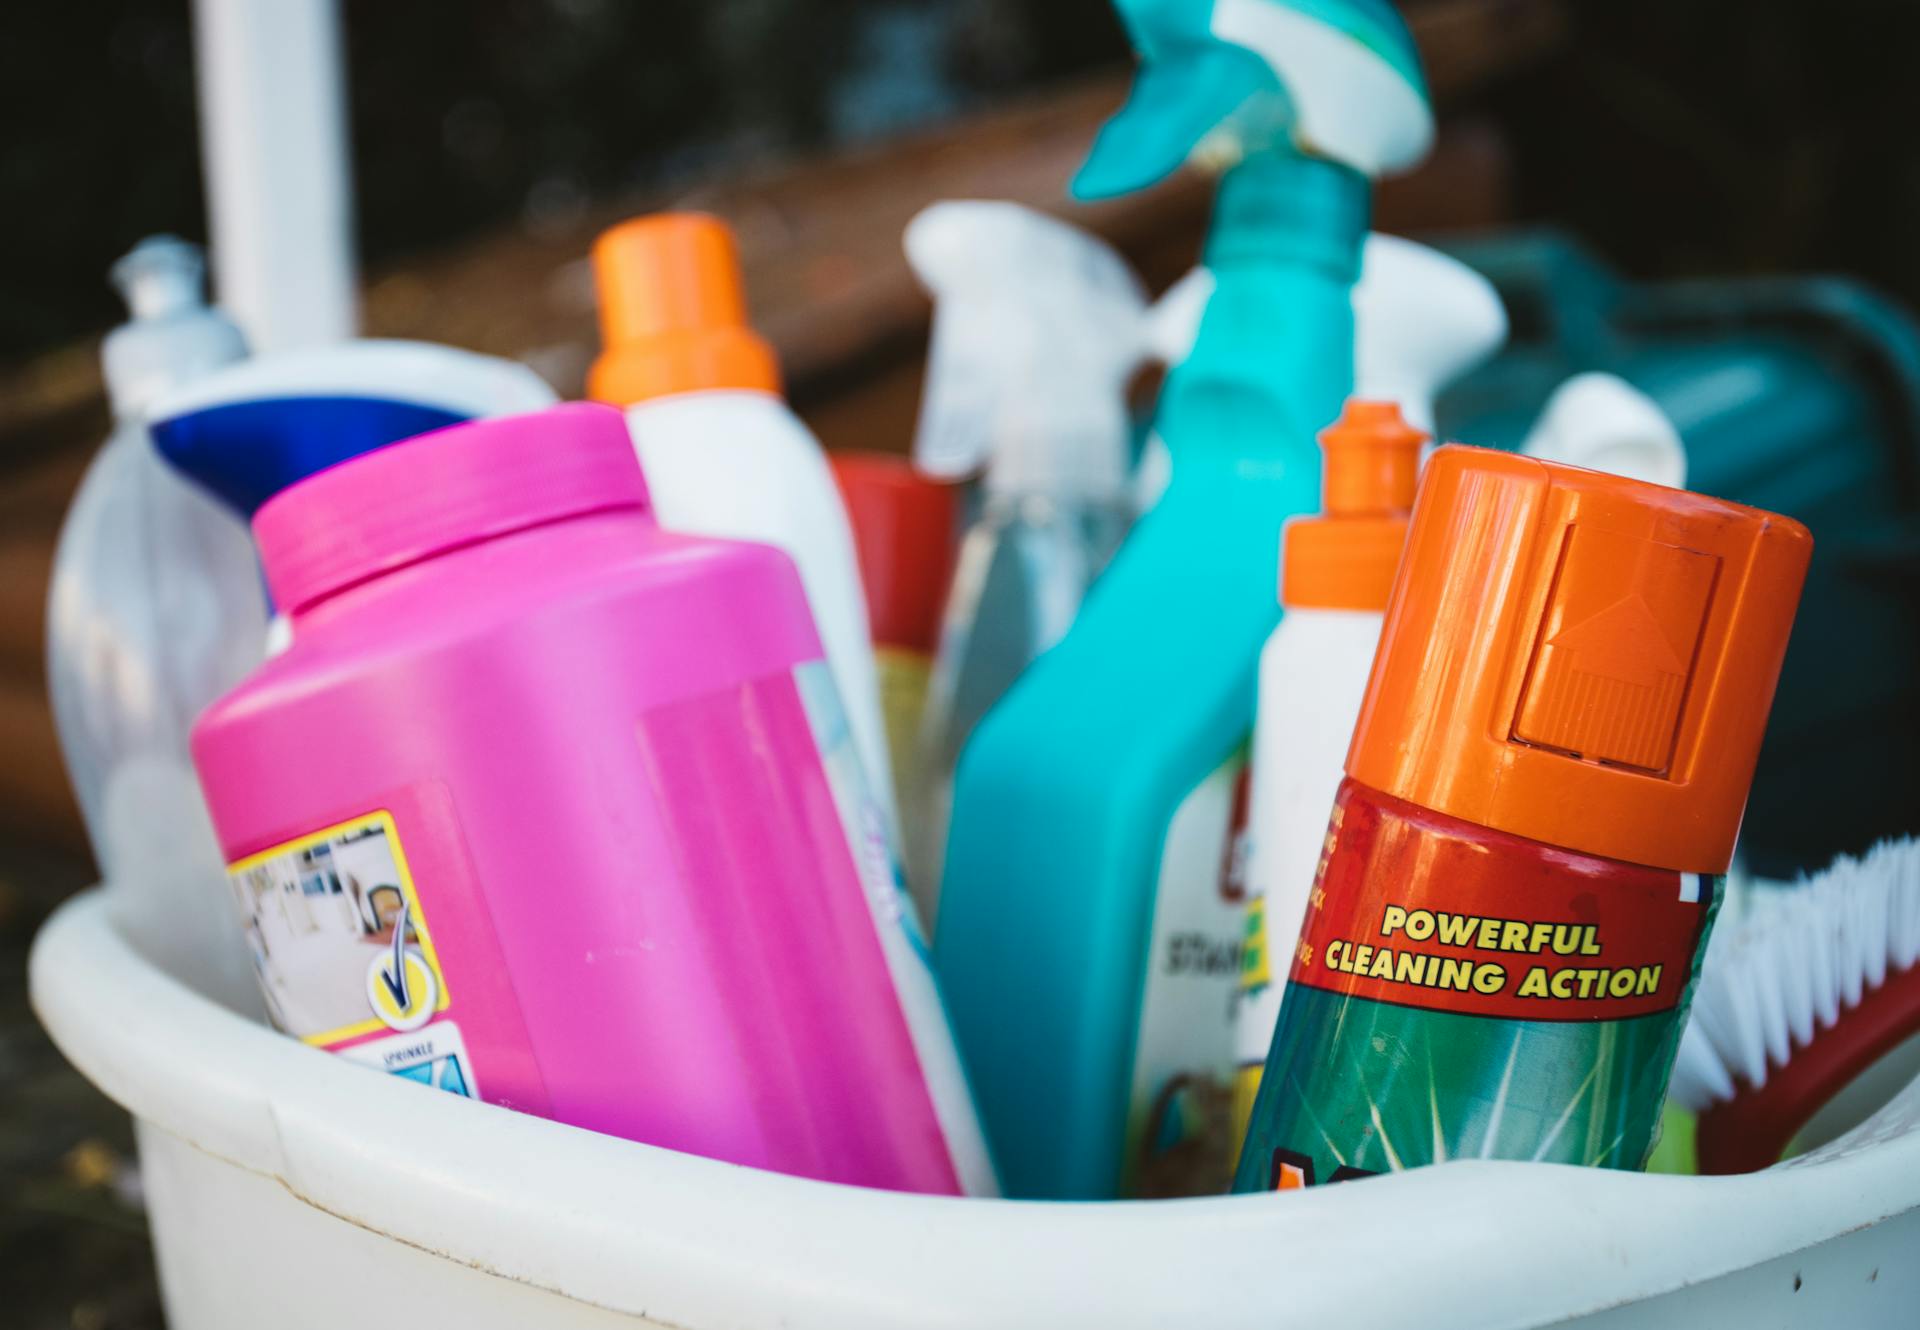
[1075,41,1282,201]
[1075,0,1432,200]
[905,202,1149,501]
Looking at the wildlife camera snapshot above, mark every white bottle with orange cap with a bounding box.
[588,213,896,839]
[1230,399,1427,1141]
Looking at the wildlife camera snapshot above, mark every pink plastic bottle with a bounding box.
[192,402,994,1196]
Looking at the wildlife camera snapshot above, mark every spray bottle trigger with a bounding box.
[905,202,1151,492]
[1072,45,1279,200]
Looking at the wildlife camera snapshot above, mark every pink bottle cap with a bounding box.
[256,402,648,614]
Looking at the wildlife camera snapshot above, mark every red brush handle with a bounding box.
[1696,959,1920,1175]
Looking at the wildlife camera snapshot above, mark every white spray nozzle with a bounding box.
[1140,234,1506,437]
[1353,234,1506,435]
[102,236,250,422]
[111,236,209,322]
[905,201,1149,498]
[1521,372,1687,490]
[1209,0,1433,178]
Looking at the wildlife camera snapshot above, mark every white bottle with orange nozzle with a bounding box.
[588,213,897,841]
[1230,400,1428,1141]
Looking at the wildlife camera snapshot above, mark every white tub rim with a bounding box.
[31,885,1920,1329]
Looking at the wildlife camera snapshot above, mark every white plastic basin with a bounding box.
[30,884,1920,1329]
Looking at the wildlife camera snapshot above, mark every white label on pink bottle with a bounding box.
[794,661,1000,1196]
[223,810,486,1104]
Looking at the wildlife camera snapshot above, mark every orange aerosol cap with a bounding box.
[587,212,782,405]
[1347,445,1813,873]
[1281,400,1427,611]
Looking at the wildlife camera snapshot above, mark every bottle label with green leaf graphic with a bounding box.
[1232,778,1720,1192]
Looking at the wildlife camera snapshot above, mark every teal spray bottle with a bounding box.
[933,0,1432,1199]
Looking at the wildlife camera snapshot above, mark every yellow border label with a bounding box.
[228,810,452,1046]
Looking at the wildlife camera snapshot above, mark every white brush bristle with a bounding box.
[1669,838,1920,1113]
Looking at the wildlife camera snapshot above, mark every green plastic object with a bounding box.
[1436,230,1920,878]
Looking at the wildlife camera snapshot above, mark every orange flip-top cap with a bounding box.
[587,212,781,405]
[1347,446,1812,873]
[1281,400,1426,611]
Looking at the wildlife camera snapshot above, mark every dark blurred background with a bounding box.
[4,1,1920,1325]
[3,0,1129,358]
[12,0,1920,360]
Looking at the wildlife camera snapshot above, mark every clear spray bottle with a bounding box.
[903,201,1149,924]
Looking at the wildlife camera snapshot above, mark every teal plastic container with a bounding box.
[935,152,1368,1201]
[1435,232,1920,877]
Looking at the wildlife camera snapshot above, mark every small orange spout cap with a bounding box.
[587,212,781,405]
[1281,400,1428,611]
[1346,446,1813,873]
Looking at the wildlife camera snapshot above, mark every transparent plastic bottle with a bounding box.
[45,237,263,1006]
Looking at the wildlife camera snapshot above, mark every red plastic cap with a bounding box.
[828,452,960,652]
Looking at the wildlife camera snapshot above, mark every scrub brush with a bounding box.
[1668,837,1920,1173]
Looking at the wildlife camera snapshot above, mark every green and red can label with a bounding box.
[1232,778,1720,1192]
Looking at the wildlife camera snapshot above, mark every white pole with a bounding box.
[190,0,357,352]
